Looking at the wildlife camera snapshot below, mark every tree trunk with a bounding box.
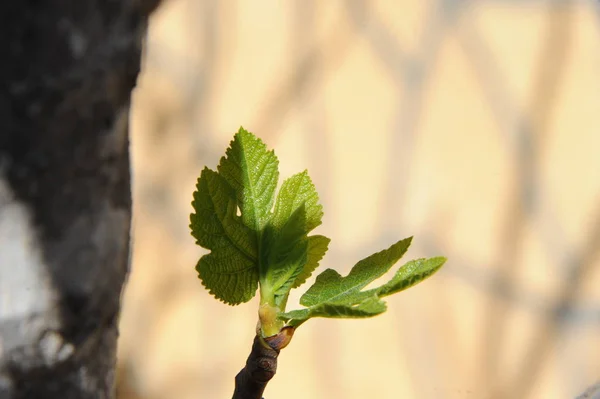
[0,1,161,398]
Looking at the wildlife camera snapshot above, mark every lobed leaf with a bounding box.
[189,127,446,323]
[280,237,446,326]
[260,170,328,304]
[190,127,329,307]
[190,168,259,304]
[196,249,258,305]
[271,171,323,232]
[376,257,446,297]
[262,205,309,303]
[292,235,330,288]
[217,128,279,231]
[299,237,413,307]
[190,129,280,305]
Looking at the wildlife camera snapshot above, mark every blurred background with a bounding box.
[117,0,600,398]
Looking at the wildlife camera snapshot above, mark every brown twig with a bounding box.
[232,327,294,399]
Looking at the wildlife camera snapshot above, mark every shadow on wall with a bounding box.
[118,1,600,398]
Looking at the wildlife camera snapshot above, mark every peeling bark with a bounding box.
[0,1,161,398]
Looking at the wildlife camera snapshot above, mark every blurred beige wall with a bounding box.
[118,1,600,398]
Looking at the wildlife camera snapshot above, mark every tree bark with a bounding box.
[0,1,160,398]
[232,327,294,399]
[232,336,279,399]
[578,382,600,399]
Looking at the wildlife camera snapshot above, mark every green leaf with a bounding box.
[259,170,326,305]
[190,127,331,308]
[292,235,330,288]
[217,127,279,231]
[196,249,258,305]
[279,237,446,327]
[279,296,387,326]
[190,128,280,305]
[190,168,259,304]
[262,205,309,303]
[300,237,413,307]
[189,127,447,327]
[317,256,447,306]
[271,171,323,232]
[376,257,446,297]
